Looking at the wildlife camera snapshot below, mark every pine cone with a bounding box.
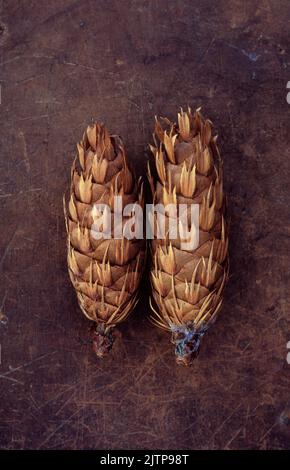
[148,108,229,366]
[64,122,146,357]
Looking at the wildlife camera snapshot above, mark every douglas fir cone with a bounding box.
[65,123,145,357]
[148,108,229,366]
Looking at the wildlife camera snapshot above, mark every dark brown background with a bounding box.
[0,0,290,450]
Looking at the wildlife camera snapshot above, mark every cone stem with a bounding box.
[171,325,204,366]
[91,323,114,358]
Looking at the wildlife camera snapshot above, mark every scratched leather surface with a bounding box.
[0,0,290,450]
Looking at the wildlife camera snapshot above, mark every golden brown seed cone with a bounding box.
[64,122,146,357]
[148,108,229,366]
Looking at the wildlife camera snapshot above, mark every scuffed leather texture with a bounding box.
[0,0,290,450]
